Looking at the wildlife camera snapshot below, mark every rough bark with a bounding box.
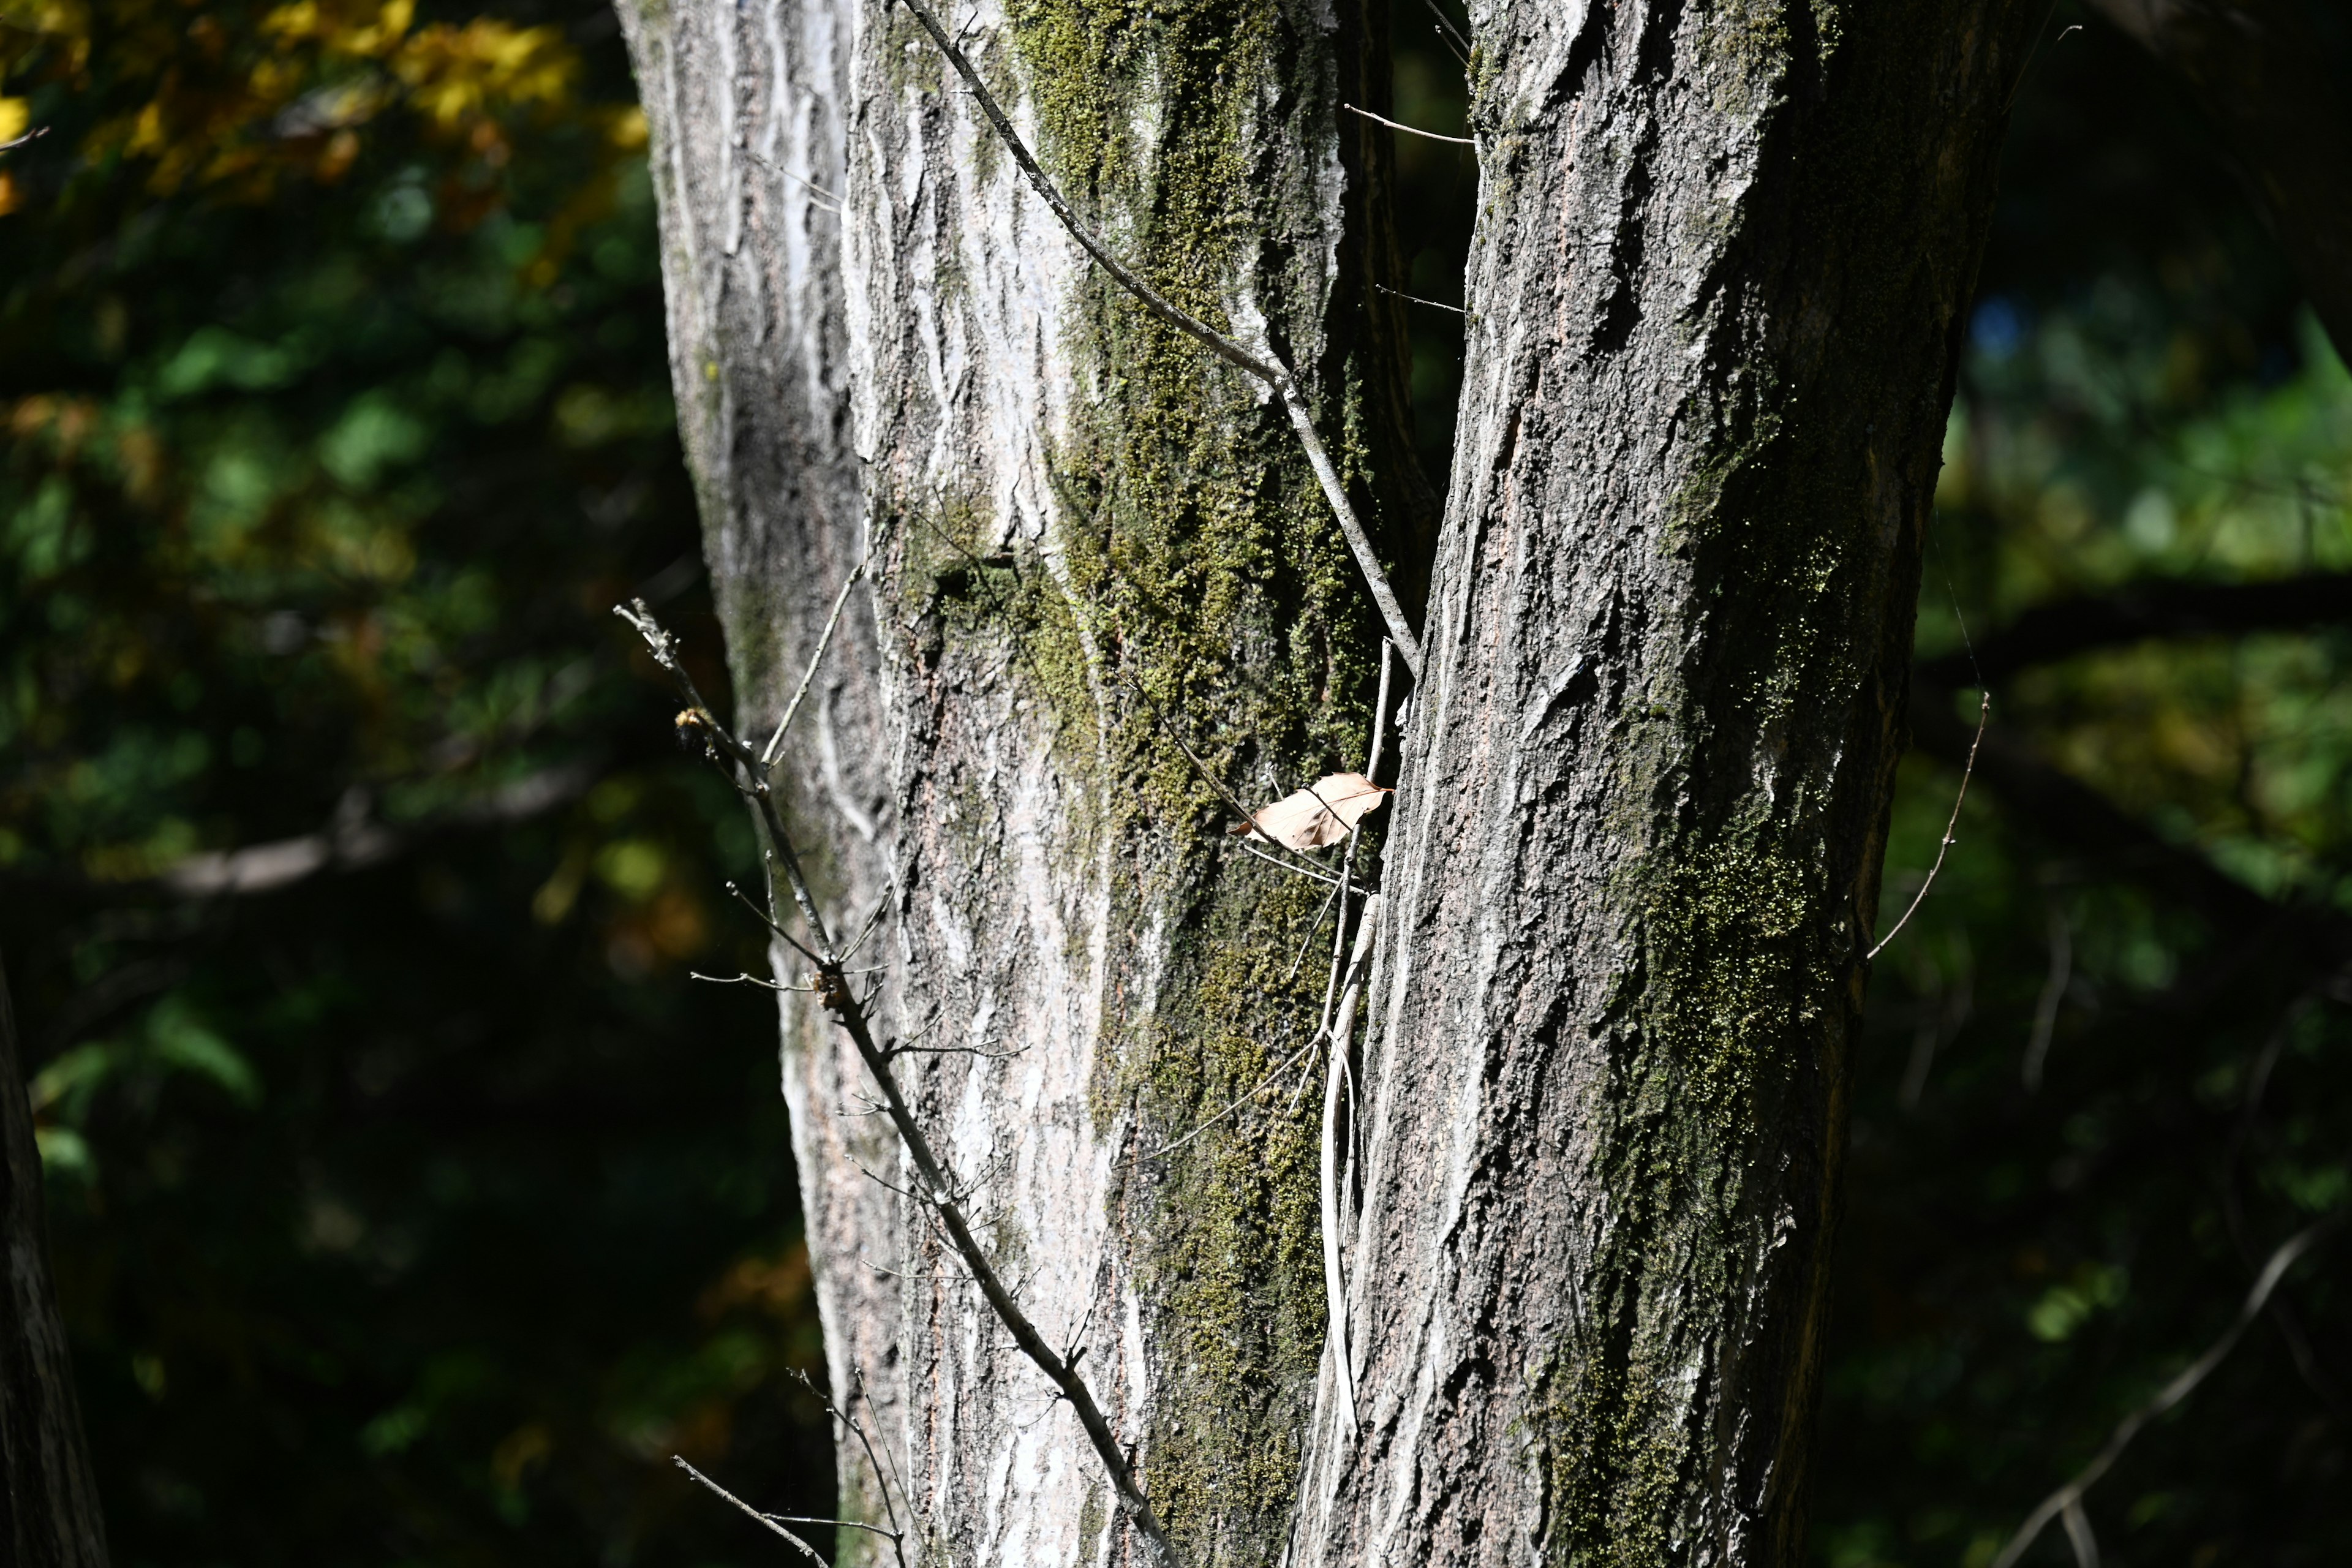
[628,0,2046,1563]
[613,0,911,1526]
[1,951,111,1568]
[1289,6,2040,1566]
[2082,0,2352,364]
[622,0,1422,1562]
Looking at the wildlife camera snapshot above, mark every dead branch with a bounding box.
[619,601,1182,1568]
[673,1457,831,1567]
[1869,692,1988,961]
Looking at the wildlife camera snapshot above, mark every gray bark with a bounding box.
[613,0,913,1525]
[1292,5,2040,1565]
[621,0,1419,1562]
[1,951,112,1568]
[623,1,2041,1565]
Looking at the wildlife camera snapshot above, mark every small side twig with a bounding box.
[673,1457,831,1567]
[1341,102,1474,147]
[889,0,1422,679]
[762,518,894,767]
[1869,692,1989,961]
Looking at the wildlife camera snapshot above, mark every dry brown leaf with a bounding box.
[1230,771,1391,851]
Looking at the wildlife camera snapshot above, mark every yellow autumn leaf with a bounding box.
[1231,771,1390,852]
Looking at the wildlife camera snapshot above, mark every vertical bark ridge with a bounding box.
[1296,4,2040,1566]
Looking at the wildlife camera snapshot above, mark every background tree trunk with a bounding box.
[1,952,111,1568]
[614,0,913,1534]
[625,1,2044,1565]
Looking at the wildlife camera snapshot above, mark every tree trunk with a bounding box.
[622,1,2037,1564]
[1291,6,2040,1564]
[1,952,111,1568]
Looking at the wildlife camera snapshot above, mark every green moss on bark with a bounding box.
[883,0,1391,1556]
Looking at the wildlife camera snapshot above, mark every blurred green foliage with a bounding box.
[0,0,832,1563]
[1811,13,2352,1567]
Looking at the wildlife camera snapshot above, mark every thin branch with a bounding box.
[1141,1029,1327,1162]
[1237,839,1343,887]
[1112,668,1346,885]
[725,879,821,964]
[794,1366,914,1562]
[622,600,1182,1568]
[0,125,48,154]
[1869,692,1988,961]
[769,1514,903,1541]
[763,519,894,767]
[1989,1216,2340,1568]
[744,149,847,216]
[1372,281,1467,317]
[889,0,1422,678]
[692,970,805,992]
[673,1458,829,1567]
[1341,102,1475,146]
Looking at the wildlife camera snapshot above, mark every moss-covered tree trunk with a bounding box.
[620,0,1422,1561]
[621,0,2040,1564]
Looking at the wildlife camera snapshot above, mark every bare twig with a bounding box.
[762,519,894,767]
[1415,0,1471,60]
[1313,642,1395,1440]
[1869,692,1989,961]
[1373,281,1467,317]
[620,601,1181,1568]
[1141,1030,1328,1162]
[673,1458,830,1567]
[0,125,47,154]
[1989,1216,2340,1568]
[724,879,823,963]
[1341,103,1474,146]
[889,0,1422,678]
[1237,839,1343,887]
[1319,896,1382,1441]
[1112,668,1349,886]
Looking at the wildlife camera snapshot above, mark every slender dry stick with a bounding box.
[1869,692,1989,961]
[1313,641,1394,1441]
[888,0,1422,679]
[619,601,1182,1568]
[1341,102,1474,146]
[1989,1216,2339,1568]
[762,519,894,767]
[673,1458,831,1567]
